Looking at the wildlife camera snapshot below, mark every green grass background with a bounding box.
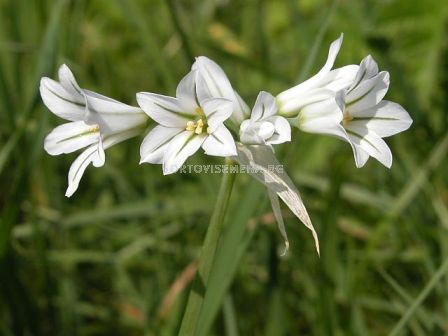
[1,0,447,335]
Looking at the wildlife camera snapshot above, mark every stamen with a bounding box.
[91,125,100,133]
[195,107,205,117]
[195,119,204,134]
[186,118,207,134]
[186,121,196,131]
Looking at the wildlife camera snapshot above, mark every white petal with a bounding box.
[239,119,250,133]
[278,88,336,117]
[317,33,344,76]
[320,65,359,91]
[91,137,106,167]
[201,98,233,132]
[340,129,372,168]
[194,71,214,103]
[40,77,86,121]
[140,125,182,164]
[351,100,412,137]
[64,126,140,198]
[350,142,370,168]
[162,131,205,174]
[65,141,104,197]
[94,128,140,168]
[346,71,390,114]
[277,64,358,112]
[202,125,237,157]
[240,94,288,145]
[301,119,348,141]
[58,64,84,97]
[240,121,275,145]
[44,121,100,155]
[234,90,250,118]
[83,90,147,134]
[257,121,276,139]
[176,70,197,101]
[349,55,379,91]
[193,56,235,101]
[346,124,392,168]
[265,116,291,145]
[251,91,277,121]
[102,127,142,149]
[193,56,249,123]
[277,34,345,105]
[174,70,201,112]
[296,96,348,140]
[93,127,142,165]
[249,95,263,121]
[136,92,194,127]
[239,121,265,145]
[84,90,142,114]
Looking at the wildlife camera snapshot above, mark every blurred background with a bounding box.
[1,0,447,335]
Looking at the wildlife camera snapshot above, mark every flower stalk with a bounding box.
[179,158,238,336]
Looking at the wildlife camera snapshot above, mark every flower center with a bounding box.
[91,125,100,132]
[195,107,206,118]
[343,109,353,126]
[185,107,210,134]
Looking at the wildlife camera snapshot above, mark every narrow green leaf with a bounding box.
[389,257,448,336]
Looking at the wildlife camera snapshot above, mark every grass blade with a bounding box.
[389,257,448,336]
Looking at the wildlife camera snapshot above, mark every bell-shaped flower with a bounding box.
[192,56,250,126]
[137,69,237,175]
[40,64,148,197]
[276,34,359,139]
[239,91,291,145]
[339,55,413,168]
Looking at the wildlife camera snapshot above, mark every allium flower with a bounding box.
[276,34,358,139]
[339,55,413,168]
[38,32,414,260]
[137,69,237,175]
[40,64,147,197]
[192,56,250,125]
[239,91,291,145]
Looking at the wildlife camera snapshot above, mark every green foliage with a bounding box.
[0,0,447,335]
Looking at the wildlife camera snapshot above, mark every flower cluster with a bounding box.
[41,34,412,253]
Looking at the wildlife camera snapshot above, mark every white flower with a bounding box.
[40,64,147,197]
[276,34,359,139]
[137,69,237,175]
[192,56,250,125]
[340,55,413,168]
[239,91,291,145]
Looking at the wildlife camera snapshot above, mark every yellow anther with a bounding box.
[195,124,203,134]
[194,119,204,134]
[186,118,207,134]
[186,120,196,131]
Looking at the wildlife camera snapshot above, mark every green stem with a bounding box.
[179,158,238,336]
[166,0,194,63]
